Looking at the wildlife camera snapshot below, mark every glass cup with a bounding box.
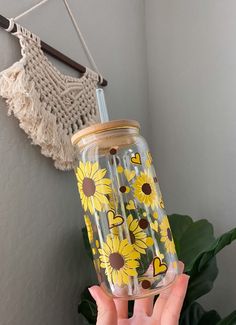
[71,120,179,299]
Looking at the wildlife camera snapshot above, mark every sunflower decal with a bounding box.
[160,216,176,254]
[84,215,93,243]
[76,161,112,214]
[127,214,153,255]
[132,171,158,209]
[99,235,140,286]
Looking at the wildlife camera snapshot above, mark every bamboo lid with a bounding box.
[71,119,140,145]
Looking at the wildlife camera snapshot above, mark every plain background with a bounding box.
[0,1,235,324]
[145,0,236,316]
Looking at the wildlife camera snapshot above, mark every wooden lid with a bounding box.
[71,119,140,145]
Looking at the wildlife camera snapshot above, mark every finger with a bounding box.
[177,261,185,274]
[161,274,190,325]
[114,299,128,319]
[133,296,154,316]
[152,261,185,322]
[88,286,117,325]
[152,285,173,321]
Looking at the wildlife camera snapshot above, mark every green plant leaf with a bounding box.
[185,257,218,304]
[78,301,96,325]
[198,310,221,325]
[180,302,221,325]
[168,215,216,271]
[168,214,193,255]
[78,286,97,324]
[185,227,236,304]
[178,219,215,272]
[216,311,236,325]
[196,228,236,272]
[180,302,206,325]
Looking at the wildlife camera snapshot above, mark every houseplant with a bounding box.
[78,214,236,325]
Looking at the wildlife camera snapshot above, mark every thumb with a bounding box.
[89,286,117,325]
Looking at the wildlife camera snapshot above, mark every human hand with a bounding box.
[88,262,189,325]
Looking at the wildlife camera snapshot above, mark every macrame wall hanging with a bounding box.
[0,0,106,170]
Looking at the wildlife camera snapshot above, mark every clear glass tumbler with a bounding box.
[71,120,179,299]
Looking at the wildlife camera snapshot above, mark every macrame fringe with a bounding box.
[0,59,78,170]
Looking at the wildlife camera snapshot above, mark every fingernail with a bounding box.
[179,274,190,283]
[88,286,97,300]
[178,261,185,274]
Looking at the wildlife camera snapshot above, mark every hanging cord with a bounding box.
[14,0,49,21]
[62,0,103,83]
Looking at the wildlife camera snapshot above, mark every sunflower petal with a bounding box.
[129,219,139,232]
[133,245,146,254]
[99,255,109,263]
[88,198,95,214]
[76,167,84,182]
[96,185,112,194]
[93,168,107,182]
[90,162,99,178]
[96,178,112,186]
[124,267,138,276]
[121,271,129,284]
[93,196,102,211]
[79,161,86,175]
[126,260,139,268]
[127,214,133,227]
[113,236,120,252]
[119,239,129,253]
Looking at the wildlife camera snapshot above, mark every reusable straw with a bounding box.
[96,88,110,122]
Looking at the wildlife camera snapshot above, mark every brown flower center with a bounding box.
[109,253,124,270]
[82,177,96,197]
[129,231,136,244]
[139,218,149,229]
[142,183,152,195]
[167,228,173,241]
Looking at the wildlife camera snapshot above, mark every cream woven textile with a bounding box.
[0,24,100,170]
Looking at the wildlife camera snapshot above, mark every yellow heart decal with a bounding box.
[124,169,136,182]
[107,210,124,228]
[126,200,135,210]
[130,153,142,165]
[153,257,167,276]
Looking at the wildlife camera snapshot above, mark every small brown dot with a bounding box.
[119,186,126,193]
[142,280,151,289]
[139,218,149,229]
[110,148,117,155]
[153,177,158,183]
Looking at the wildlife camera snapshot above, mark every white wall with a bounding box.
[0,1,148,324]
[145,0,236,317]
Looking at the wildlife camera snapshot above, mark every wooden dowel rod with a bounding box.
[0,14,107,86]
